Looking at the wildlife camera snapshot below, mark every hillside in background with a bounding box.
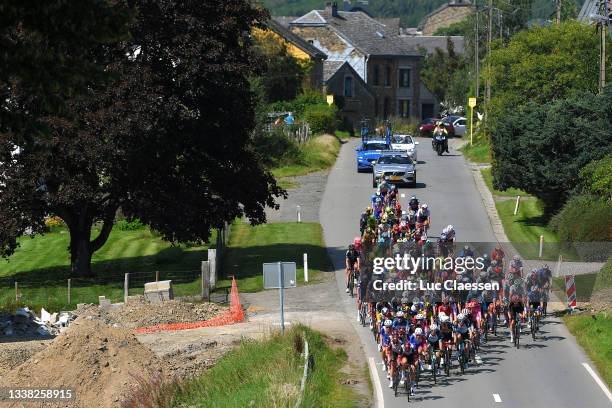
[262,0,586,28]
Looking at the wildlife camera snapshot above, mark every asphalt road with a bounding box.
[319,137,612,408]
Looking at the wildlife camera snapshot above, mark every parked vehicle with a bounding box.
[442,116,467,137]
[390,134,419,162]
[419,118,454,137]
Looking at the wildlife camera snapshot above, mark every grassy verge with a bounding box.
[563,313,612,388]
[172,325,360,408]
[277,180,300,190]
[272,134,341,179]
[481,168,527,197]
[334,130,351,140]
[495,198,580,260]
[460,138,491,163]
[552,273,598,302]
[219,222,331,292]
[0,226,210,312]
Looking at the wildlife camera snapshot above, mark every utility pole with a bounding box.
[556,0,561,24]
[485,0,493,104]
[475,0,480,97]
[597,0,608,92]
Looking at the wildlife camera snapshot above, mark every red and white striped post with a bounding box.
[565,274,576,309]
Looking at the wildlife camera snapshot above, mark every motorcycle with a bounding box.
[432,133,447,156]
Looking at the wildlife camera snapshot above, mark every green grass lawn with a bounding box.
[496,198,580,260]
[460,139,491,163]
[171,325,359,408]
[218,222,331,292]
[0,226,211,312]
[272,134,341,178]
[277,180,300,190]
[563,313,612,388]
[481,168,528,197]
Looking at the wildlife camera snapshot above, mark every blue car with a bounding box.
[356,139,391,172]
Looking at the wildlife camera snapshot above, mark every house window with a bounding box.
[422,103,434,120]
[344,76,354,97]
[399,68,411,88]
[373,65,380,86]
[384,66,391,87]
[398,99,410,118]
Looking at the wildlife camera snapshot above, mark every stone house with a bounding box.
[419,0,473,36]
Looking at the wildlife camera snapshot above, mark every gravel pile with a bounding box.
[0,308,74,337]
[76,296,225,329]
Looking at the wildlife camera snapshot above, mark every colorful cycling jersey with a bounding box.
[466,300,480,317]
[454,322,469,335]
[392,318,410,330]
[426,329,441,344]
[380,327,392,346]
[390,339,403,354]
[409,333,425,349]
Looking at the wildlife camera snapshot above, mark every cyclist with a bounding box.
[508,294,525,343]
[393,310,410,332]
[387,333,403,388]
[491,244,505,267]
[454,312,471,368]
[399,336,418,395]
[537,265,552,316]
[426,323,442,375]
[526,271,542,329]
[380,319,393,370]
[360,207,372,235]
[409,327,426,370]
[415,203,430,232]
[408,195,419,213]
[345,244,360,293]
[439,313,454,367]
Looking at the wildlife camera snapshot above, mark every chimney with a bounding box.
[332,2,339,17]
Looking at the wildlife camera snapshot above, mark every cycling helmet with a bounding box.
[483,253,489,259]
[410,305,417,312]
[381,307,389,315]
[479,271,488,279]
[416,313,425,320]
[348,244,355,250]
[457,313,466,321]
[414,328,423,335]
[396,311,405,318]
[439,314,450,323]
[410,195,416,200]
[422,203,428,209]
[430,324,438,331]
[464,245,470,250]
[491,260,498,266]
[513,255,520,261]
[514,279,522,285]
[384,319,393,327]
[448,224,454,230]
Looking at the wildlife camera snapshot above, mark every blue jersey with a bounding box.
[409,334,425,349]
[392,318,410,330]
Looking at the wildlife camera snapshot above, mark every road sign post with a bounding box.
[468,97,477,146]
[263,262,297,334]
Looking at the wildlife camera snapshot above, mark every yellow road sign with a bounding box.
[326,95,334,106]
[468,97,477,108]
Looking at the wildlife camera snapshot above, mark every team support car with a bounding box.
[390,134,419,162]
[356,139,391,172]
[372,151,416,188]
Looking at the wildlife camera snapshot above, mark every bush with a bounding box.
[550,195,612,260]
[44,216,64,229]
[303,104,337,135]
[386,115,419,136]
[576,155,612,198]
[253,127,300,167]
[116,218,145,231]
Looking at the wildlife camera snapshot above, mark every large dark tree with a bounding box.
[491,87,612,214]
[0,0,284,277]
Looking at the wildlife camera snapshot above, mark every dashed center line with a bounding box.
[493,393,502,403]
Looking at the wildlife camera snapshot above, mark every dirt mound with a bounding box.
[76,296,224,329]
[0,341,50,378]
[0,318,163,408]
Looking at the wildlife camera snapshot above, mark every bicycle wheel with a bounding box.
[431,353,437,384]
[515,324,520,349]
[393,366,399,397]
[415,360,421,388]
[444,348,450,376]
[348,273,354,297]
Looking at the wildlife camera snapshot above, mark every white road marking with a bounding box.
[493,394,502,402]
[400,193,405,198]
[582,362,612,403]
[368,357,384,408]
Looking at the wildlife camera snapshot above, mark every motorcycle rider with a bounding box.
[432,121,449,153]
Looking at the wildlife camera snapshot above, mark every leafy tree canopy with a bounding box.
[0,0,284,277]
[491,87,612,214]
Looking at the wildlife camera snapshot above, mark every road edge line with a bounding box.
[582,362,612,403]
[368,357,384,408]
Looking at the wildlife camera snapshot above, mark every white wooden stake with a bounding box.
[124,273,129,303]
[303,253,309,282]
[513,195,521,215]
[539,235,544,258]
[297,205,301,223]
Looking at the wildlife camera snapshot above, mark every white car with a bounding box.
[391,134,418,162]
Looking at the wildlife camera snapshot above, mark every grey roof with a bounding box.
[375,17,401,34]
[265,19,327,60]
[403,35,466,55]
[273,16,299,28]
[292,10,421,56]
[577,0,600,22]
[323,60,344,82]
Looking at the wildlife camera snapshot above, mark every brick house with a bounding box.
[419,0,473,36]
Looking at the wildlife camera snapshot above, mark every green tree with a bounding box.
[576,155,612,198]
[0,0,284,277]
[491,87,612,213]
[420,37,468,108]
